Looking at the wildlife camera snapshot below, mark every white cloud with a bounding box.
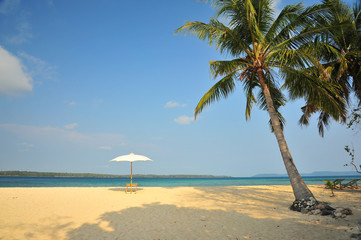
[174,115,194,125]
[0,46,32,96]
[164,101,186,108]
[0,0,20,14]
[64,123,78,130]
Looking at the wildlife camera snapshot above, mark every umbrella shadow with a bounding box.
[108,187,145,193]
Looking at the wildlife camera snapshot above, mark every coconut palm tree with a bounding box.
[176,0,346,203]
[286,0,361,136]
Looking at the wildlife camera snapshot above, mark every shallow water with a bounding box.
[0,176,358,187]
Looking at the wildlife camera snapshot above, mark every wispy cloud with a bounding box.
[174,115,194,125]
[0,46,32,96]
[93,99,104,107]
[65,100,76,106]
[64,123,78,130]
[18,51,56,81]
[46,0,54,7]
[20,142,34,148]
[0,123,127,148]
[17,142,35,152]
[99,146,112,150]
[0,0,20,15]
[2,2,33,45]
[164,101,186,108]
[5,22,32,45]
[151,137,162,141]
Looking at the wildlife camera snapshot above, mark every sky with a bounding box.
[0,0,359,177]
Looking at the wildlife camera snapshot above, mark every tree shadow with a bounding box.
[66,202,353,240]
[335,188,361,194]
[190,186,295,218]
[5,216,74,240]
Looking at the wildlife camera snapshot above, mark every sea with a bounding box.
[0,176,358,188]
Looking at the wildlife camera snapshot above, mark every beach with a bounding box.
[0,185,360,240]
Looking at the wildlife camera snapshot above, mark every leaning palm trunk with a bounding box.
[257,69,315,201]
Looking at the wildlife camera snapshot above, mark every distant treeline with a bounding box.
[0,171,231,178]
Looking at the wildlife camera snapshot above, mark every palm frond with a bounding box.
[263,3,303,46]
[210,58,250,79]
[317,111,331,137]
[175,19,251,56]
[195,73,237,118]
[281,66,347,135]
[270,2,337,52]
[299,102,319,126]
[242,70,259,119]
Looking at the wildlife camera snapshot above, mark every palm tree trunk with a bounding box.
[257,68,315,201]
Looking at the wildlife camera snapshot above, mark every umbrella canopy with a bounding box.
[110,152,153,163]
[110,152,153,193]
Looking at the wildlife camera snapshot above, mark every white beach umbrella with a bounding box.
[110,152,153,192]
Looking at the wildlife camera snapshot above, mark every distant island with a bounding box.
[0,171,231,178]
[253,171,360,178]
[1,170,358,178]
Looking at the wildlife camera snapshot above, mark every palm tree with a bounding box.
[287,0,361,136]
[176,0,345,203]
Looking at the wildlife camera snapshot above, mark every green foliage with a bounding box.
[176,0,346,134]
[291,0,361,135]
[323,179,335,196]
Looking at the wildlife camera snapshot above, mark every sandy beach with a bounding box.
[0,185,360,240]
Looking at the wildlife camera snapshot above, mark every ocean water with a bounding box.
[0,176,358,187]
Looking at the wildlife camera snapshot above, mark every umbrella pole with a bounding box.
[130,162,133,194]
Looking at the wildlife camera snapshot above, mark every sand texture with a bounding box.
[0,185,360,240]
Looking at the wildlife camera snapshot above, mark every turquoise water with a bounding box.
[0,176,358,187]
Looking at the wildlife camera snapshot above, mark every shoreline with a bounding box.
[2,175,358,188]
[1,185,360,239]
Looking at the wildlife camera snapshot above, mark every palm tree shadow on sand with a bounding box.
[66,202,353,240]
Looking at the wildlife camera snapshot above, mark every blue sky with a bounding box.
[0,0,359,177]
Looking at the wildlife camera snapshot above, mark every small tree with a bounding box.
[345,108,361,174]
[344,145,361,174]
[323,179,336,197]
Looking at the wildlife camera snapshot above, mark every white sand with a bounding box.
[0,185,360,240]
